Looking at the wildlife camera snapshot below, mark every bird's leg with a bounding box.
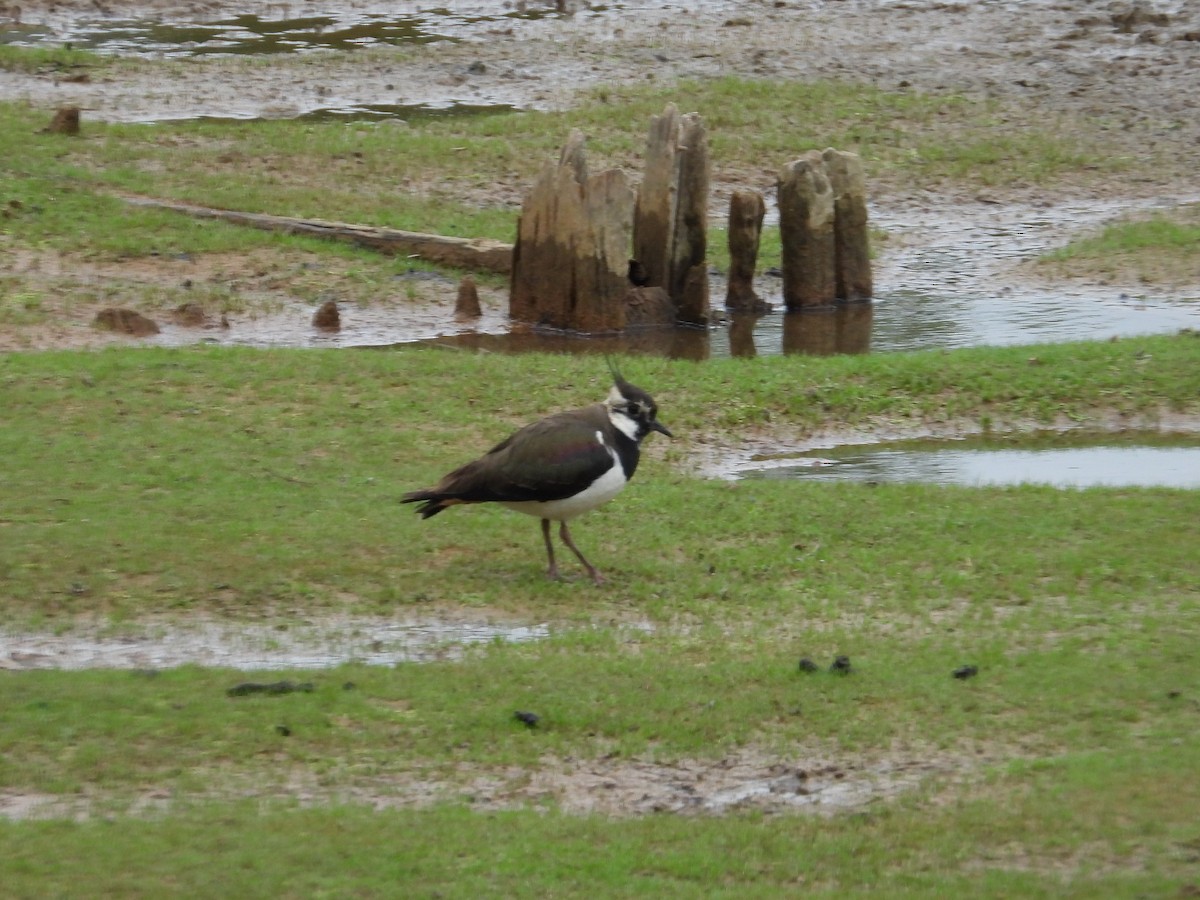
[559,521,604,585]
[541,518,560,580]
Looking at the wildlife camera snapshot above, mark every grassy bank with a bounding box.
[2,337,1198,620]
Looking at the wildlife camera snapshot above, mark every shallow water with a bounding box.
[0,617,554,670]
[735,431,1200,489]
[0,7,558,56]
[143,192,1200,358]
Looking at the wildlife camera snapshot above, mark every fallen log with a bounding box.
[118,193,514,274]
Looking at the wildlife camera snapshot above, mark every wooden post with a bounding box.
[777,151,836,310]
[43,107,81,135]
[510,130,635,332]
[822,148,873,301]
[633,104,711,325]
[725,189,767,312]
[632,104,681,294]
[670,113,710,325]
[455,275,482,320]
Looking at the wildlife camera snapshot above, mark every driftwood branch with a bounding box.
[119,194,514,275]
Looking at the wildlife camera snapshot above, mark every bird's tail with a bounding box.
[400,491,454,519]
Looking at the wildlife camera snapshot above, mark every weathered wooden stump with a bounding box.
[312,299,340,330]
[455,275,482,320]
[93,307,159,336]
[633,104,710,326]
[632,105,680,295]
[43,106,81,135]
[670,113,710,325]
[624,286,675,328]
[725,189,768,312]
[822,148,873,302]
[510,130,637,332]
[777,151,837,311]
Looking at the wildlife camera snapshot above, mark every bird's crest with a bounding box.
[605,354,625,388]
[605,355,638,399]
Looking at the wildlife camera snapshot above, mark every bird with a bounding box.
[627,258,650,287]
[402,366,671,584]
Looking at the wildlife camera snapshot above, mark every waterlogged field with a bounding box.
[3,0,1200,892]
[1,341,1199,896]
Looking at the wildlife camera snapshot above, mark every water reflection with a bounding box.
[0,618,556,670]
[192,101,518,125]
[415,304,875,360]
[737,432,1200,489]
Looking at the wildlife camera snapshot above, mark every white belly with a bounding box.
[501,458,628,522]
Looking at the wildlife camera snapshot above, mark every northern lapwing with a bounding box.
[402,368,672,584]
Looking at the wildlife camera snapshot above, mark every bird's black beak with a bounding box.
[650,420,673,439]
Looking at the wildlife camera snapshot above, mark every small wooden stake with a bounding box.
[455,275,482,320]
[725,189,767,312]
[43,106,81,135]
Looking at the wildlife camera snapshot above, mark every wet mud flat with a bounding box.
[5,0,1200,145]
[0,612,986,820]
[0,742,986,820]
[3,0,1199,354]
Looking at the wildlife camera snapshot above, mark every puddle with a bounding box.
[181,101,520,124]
[1,8,562,56]
[732,431,1200,489]
[0,615,561,670]
[274,101,517,124]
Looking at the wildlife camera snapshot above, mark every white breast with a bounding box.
[501,438,627,522]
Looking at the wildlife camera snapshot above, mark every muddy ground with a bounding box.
[6,0,1200,145]
[2,0,1200,352]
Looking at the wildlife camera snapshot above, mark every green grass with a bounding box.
[2,751,1198,899]
[1038,204,1200,286]
[1,337,1197,619]
[1,340,1199,893]
[0,44,103,75]
[0,71,1153,261]
[3,46,1200,890]
[1047,212,1200,257]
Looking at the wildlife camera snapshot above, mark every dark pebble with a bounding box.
[227,680,314,697]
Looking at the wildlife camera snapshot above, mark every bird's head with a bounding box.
[604,360,672,442]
